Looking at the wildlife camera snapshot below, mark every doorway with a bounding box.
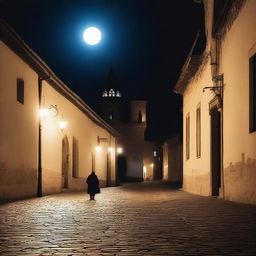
[117,155,127,182]
[106,152,111,187]
[62,136,69,189]
[210,107,221,196]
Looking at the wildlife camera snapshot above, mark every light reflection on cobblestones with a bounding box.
[0,182,256,255]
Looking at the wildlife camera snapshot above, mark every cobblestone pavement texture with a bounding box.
[0,182,256,256]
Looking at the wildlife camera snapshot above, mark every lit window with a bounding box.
[116,91,121,97]
[109,89,115,97]
[109,115,113,120]
[102,90,108,97]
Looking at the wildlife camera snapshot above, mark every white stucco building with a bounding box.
[0,20,119,201]
[174,0,256,204]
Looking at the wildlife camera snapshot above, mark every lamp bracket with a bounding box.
[48,104,58,117]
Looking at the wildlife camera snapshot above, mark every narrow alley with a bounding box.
[0,182,256,256]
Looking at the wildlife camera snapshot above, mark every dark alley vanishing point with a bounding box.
[0,182,256,256]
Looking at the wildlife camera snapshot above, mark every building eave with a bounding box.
[174,54,204,95]
[0,19,120,138]
[173,32,203,95]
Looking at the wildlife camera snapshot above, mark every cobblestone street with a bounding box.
[0,182,256,256]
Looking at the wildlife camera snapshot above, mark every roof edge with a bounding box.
[0,19,119,138]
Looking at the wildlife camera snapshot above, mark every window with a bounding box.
[102,90,108,97]
[196,104,201,158]
[186,113,190,160]
[250,54,256,133]
[109,89,115,97]
[17,78,24,104]
[72,137,79,177]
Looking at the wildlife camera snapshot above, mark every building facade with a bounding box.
[0,20,119,201]
[100,71,160,181]
[162,134,183,185]
[174,0,256,204]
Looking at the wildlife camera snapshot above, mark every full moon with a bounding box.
[83,27,102,45]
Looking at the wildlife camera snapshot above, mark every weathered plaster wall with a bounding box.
[162,135,182,184]
[183,60,213,196]
[220,0,256,204]
[0,41,38,200]
[41,82,117,194]
[0,40,117,201]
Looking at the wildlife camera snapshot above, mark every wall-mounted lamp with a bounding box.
[95,146,102,152]
[117,147,123,154]
[39,108,48,117]
[150,163,154,168]
[203,74,224,94]
[39,105,58,117]
[58,121,67,130]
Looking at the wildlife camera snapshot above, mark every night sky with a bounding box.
[0,0,204,141]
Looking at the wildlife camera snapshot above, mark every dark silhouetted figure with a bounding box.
[86,171,100,200]
[138,110,142,123]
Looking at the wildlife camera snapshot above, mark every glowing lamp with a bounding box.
[108,147,113,152]
[39,108,49,117]
[95,146,102,152]
[150,163,154,168]
[117,147,123,154]
[58,121,67,129]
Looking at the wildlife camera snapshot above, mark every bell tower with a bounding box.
[101,68,122,123]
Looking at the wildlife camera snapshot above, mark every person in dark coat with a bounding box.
[86,171,100,200]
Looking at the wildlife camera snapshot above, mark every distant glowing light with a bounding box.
[83,27,101,45]
[58,121,67,129]
[117,147,123,154]
[143,166,147,180]
[95,146,102,152]
[108,147,113,152]
[150,163,154,168]
[39,108,49,117]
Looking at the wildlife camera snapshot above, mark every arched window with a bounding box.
[116,91,121,97]
[109,89,115,97]
[102,90,108,97]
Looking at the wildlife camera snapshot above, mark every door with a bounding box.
[210,107,221,196]
[106,152,111,187]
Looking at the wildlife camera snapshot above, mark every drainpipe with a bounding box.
[37,75,50,197]
[215,36,225,200]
